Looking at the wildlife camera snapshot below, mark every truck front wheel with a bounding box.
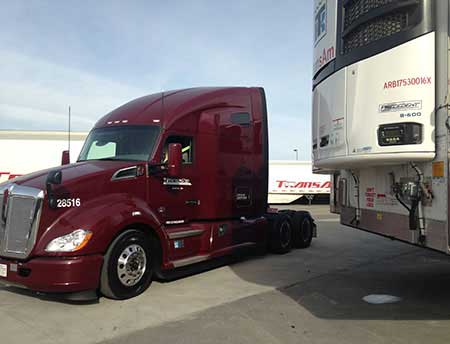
[100,230,154,299]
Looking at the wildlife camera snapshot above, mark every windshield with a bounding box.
[78,125,160,162]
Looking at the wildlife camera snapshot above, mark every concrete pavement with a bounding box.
[2,205,450,343]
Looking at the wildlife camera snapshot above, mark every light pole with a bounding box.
[293,149,298,161]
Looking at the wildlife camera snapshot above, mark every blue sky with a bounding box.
[0,1,313,160]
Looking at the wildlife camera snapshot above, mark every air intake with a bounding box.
[342,0,420,54]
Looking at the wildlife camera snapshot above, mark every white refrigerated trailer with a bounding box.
[268,160,330,204]
[312,0,450,252]
[0,130,87,183]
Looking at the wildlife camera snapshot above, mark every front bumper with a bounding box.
[0,255,103,293]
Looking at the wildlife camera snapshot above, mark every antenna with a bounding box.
[68,106,71,152]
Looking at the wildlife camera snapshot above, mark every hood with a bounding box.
[10,160,139,191]
[0,160,149,259]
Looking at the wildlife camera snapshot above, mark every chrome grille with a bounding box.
[0,183,44,259]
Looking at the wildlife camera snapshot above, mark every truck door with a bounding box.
[150,134,199,224]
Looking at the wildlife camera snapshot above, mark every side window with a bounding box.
[231,112,251,126]
[162,136,193,164]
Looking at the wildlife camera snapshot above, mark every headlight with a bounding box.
[45,229,93,252]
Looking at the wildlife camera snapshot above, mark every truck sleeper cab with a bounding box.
[0,87,316,300]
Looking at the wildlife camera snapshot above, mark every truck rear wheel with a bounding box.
[268,214,292,254]
[100,229,154,300]
[292,212,313,248]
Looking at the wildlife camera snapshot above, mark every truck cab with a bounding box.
[0,87,315,300]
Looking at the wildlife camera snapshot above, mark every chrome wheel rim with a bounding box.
[117,244,147,287]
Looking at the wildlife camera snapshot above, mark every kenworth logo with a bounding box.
[379,100,422,113]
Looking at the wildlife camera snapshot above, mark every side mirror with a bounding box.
[47,170,62,186]
[61,150,70,165]
[46,170,62,209]
[167,143,182,177]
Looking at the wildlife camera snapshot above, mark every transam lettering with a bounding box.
[383,76,432,89]
[314,46,335,71]
[319,46,334,67]
[276,180,331,189]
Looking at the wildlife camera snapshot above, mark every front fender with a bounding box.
[33,193,165,257]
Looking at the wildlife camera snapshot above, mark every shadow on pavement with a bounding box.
[282,250,450,320]
[228,217,450,321]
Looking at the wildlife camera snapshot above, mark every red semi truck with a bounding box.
[0,87,315,300]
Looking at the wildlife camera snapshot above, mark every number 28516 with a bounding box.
[57,198,81,208]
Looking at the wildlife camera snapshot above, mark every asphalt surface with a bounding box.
[2,204,450,343]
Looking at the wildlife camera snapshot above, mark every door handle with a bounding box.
[185,200,200,206]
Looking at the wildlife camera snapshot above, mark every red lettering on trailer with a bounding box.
[321,181,331,188]
[320,46,335,67]
[314,46,335,71]
[0,172,11,180]
[276,180,286,188]
[275,180,330,190]
[0,172,22,180]
[383,76,432,89]
[366,187,376,208]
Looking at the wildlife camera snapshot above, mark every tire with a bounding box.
[279,209,295,216]
[100,230,154,300]
[291,212,313,249]
[268,214,292,254]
